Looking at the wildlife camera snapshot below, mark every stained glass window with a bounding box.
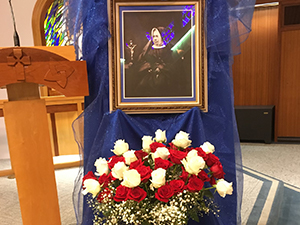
[44,0,71,46]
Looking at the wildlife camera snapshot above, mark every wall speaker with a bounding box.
[235,105,275,143]
[284,5,300,26]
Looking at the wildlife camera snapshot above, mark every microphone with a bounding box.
[8,0,20,46]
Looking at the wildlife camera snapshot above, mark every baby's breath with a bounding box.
[83,130,231,225]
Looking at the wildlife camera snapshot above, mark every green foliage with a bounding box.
[188,207,200,223]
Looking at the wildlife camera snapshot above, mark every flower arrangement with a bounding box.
[82,129,233,225]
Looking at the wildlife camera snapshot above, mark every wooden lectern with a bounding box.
[0,46,88,225]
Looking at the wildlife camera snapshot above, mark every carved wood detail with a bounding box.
[0,47,88,97]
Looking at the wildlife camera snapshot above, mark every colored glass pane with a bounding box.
[44,0,71,46]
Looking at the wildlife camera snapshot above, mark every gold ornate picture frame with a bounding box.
[108,0,207,113]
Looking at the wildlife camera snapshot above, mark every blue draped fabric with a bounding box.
[65,0,255,224]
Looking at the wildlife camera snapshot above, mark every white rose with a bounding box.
[181,150,205,175]
[186,149,198,161]
[152,147,170,160]
[82,179,101,198]
[200,142,215,154]
[121,169,141,188]
[123,150,138,165]
[150,168,166,189]
[94,157,109,176]
[216,179,233,198]
[111,139,129,156]
[155,129,167,143]
[111,161,129,180]
[172,131,192,149]
[142,135,153,153]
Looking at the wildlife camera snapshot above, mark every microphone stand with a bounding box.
[8,0,20,47]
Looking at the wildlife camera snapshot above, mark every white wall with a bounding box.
[0,0,36,47]
[0,89,8,159]
[0,0,36,159]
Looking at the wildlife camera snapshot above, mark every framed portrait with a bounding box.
[108,0,207,113]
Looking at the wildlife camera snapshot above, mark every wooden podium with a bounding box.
[0,46,88,225]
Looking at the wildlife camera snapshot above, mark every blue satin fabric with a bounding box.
[66,0,255,224]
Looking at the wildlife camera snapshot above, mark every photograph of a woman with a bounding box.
[121,8,194,98]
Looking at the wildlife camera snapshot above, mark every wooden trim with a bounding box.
[273,4,281,142]
[255,0,300,5]
[280,24,300,32]
[270,4,282,142]
[32,0,54,46]
[43,96,84,105]
[33,46,76,61]
[53,160,82,170]
[0,97,84,117]
[277,137,300,142]
[46,104,78,113]
[50,113,59,156]
[0,160,82,177]
[0,169,14,177]
[256,0,279,4]
[0,46,76,61]
[279,0,300,4]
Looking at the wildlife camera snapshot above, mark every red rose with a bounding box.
[108,155,125,169]
[98,173,111,188]
[210,177,216,186]
[205,153,220,167]
[129,159,143,169]
[169,180,185,194]
[155,184,174,203]
[197,170,210,182]
[210,162,225,179]
[135,165,152,182]
[114,185,130,202]
[187,175,204,192]
[180,168,189,182]
[194,147,208,160]
[169,142,179,150]
[186,147,195,152]
[97,188,112,203]
[82,171,97,185]
[128,187,147,202]
[134,150,148,160]
[150,142,166,153]
[154,158,173,170]
[169,149,187,164]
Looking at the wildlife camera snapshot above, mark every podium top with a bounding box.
[0,46,75,60]
[0,46,89,97]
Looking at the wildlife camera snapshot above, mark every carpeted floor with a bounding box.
[0,143,299,225]
[0,167,79,225]
[241,143,300,225]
